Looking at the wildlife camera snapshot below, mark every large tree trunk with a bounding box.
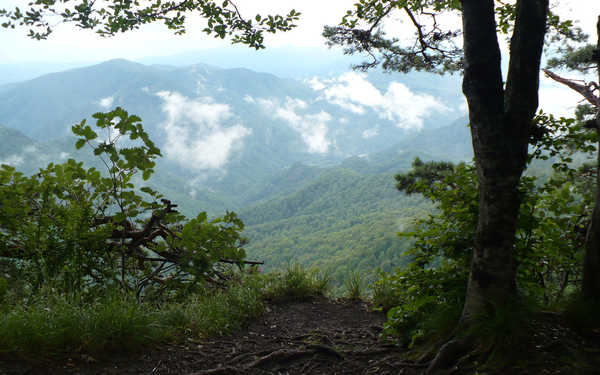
[459,0,549,322]
[583,139,600,297]
[426,1,549,373]
[582,16,600,298]
[428,3,548,371]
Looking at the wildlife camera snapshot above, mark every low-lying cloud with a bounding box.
[0,145,44,167]
[0,154,24,167]
[157,91,250,170]
[308,72,449,129]
[362,127,379,139]
[538,84,582,118]
[255,97,332,154]
[98,96,114,109]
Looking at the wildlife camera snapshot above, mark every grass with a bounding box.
[343,269,365,300]
[0,265,330,360]
[259,262,331,302]
[0,293,165,358]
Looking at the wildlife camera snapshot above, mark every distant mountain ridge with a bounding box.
[0,59,473,281]
[0,58,466,198]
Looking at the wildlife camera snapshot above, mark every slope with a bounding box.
[241,167,432,283]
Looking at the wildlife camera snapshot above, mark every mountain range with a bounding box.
[0,58,473,281]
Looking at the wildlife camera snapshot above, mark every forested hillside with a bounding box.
[242,168,430,281]
[1,109,472,283]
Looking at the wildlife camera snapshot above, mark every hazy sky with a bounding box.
[1,1,598,117]
[1,0,359,63]
[1,0,597,64]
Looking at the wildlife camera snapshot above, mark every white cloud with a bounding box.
[307,76,326,91]
[98,96,114,109]
[310,72,449,129]
[59,152,70,160]
[362,128,379,139]
[459,100,468,114]
[256,97,332,154]
[0,154,24,167]
[0,145,44,166]
[538,80,586,118]
[23,145,37,153]
[156,91,250,170]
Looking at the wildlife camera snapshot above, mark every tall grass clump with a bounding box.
[0,267,337,360]
[181,282,265,337]
[344,269,365,300]
[0,289,167,359]
[261,262,331,302]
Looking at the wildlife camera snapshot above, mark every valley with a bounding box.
[0,58,471,283]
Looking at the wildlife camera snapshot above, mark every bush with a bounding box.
[377,263,465,347]
[378,152,592,347]
[0,108,248,299]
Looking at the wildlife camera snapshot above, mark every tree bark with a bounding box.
[460,0,549,322]
[583,138,600,298]
[582,15,600,299]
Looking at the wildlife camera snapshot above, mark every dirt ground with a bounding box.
[2,297,600,375]
[0,297,421,375]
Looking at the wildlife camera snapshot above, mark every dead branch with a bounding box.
[542,69,600,107]
[219,258,264,265]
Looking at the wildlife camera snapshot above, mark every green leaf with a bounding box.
[142,169,152,180]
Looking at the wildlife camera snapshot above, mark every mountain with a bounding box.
[0,59,474,280]
[0,61,92,85]
[137,46,362,79]
[0,59,466,206]
[240,164,431,282]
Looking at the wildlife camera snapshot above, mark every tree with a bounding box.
[324,1,582,371]
[542,15,600,299]
[1,0,299,49]
[0,1,300,297]
[0,108,252,299]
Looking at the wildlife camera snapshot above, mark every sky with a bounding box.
[1,0,597,64]
[0,0,598,175]
[1,0,599,117]
[0,0,360,63]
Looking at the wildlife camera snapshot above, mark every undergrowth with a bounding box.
[0,265,330,360]
[257,262,331,302]
[343,269,365,300]
[564,294,600,334]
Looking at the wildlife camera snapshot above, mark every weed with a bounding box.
[0,266,333,360]
[344,269,364,300]
[261,262,330,302]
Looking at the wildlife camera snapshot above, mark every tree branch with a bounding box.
[461,0,504,118]
[542,69,600,107]
[505,0,549,123]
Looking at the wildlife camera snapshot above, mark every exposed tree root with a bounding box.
[425,338,473,374]
[190,345,346,375]
[191,366,242,375]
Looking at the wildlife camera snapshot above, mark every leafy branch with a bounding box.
[0,0,300,49]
